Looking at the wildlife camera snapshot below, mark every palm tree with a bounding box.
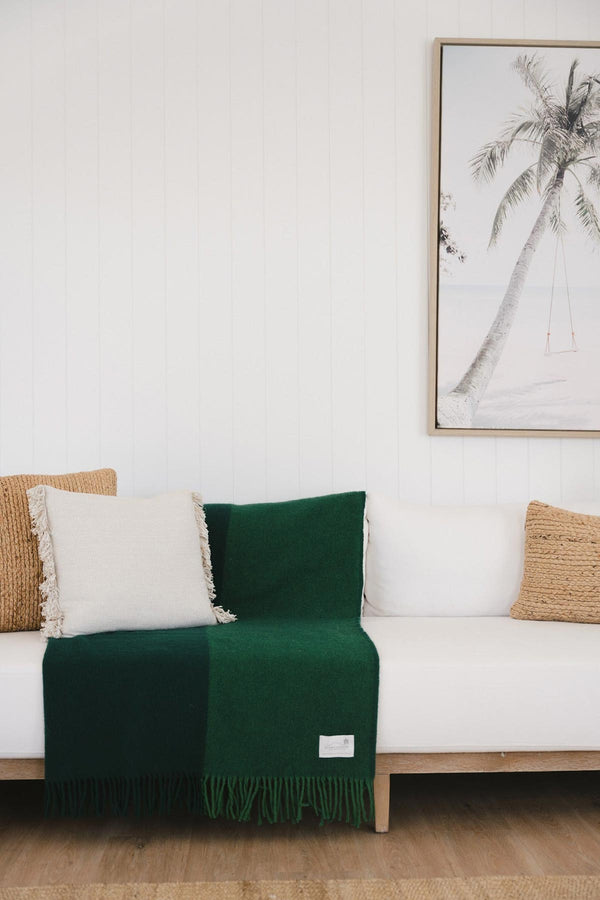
[437,54,600,428]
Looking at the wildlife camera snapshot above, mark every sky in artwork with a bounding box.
[440,43,600,289]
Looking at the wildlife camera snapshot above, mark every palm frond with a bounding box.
[536,129,565,191]
[575,160,600,190]
[548,204,566,235]
[501,115,545,146]
[569,83,593,131]
[489,166,537,247]
[512,54,553,110]
[586,79,600,114]
[476,54,600,252]
[578,118,600,150]
[470,139,513,183]
[572,75,600,119]
[565,59,578,112]
[574,185,600,245]
[587,164,600,190]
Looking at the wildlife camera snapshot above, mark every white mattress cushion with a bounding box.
[0,632,45,757]
[363,616,600,753]
[364,494,600,617]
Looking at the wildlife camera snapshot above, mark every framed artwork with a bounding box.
[429,38,600,437]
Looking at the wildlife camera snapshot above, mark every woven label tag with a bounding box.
[319,735,354,758]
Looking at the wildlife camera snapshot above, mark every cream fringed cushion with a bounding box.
[27,487,236,638]
[511,500,600,624]
[0,468,117,633]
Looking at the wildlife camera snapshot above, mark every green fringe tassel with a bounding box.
[44,774,374,828]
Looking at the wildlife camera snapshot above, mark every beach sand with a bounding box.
[437,283,600,430]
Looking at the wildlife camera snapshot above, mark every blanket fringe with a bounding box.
[44,774,374,827]
[192,492,237,624]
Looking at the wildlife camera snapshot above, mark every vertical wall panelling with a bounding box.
[496,441,530,503]
[2,0,599,505]
[430,434,464,505]
[561,441,596,504]
[197,1,234,502]
[524,0,556,38]
[230,0,267,504]
[0,0,34,474]
[296,0,333,497]
[528,441,562,506]
[164,0,201,492]
[363,0,399,497]
[329,0,367,492]
[457,0,492,36]
[131,0,167,496]
[590,2,600,56]
[463,440,497,504]
[395,0,432,502]
[556,0,588,40]
[263,0,300,501]
[491,0,525,36]
[428,0,465,505]
[31,0,67,473]
[98,0,134,496]
[462,426,496,505]
[65,0,100,473]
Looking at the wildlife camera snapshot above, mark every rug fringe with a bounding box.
[44,774,374,827]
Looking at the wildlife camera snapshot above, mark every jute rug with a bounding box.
[1,877,600,900]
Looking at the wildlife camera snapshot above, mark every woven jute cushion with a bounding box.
[0,468,116,632]
[511,500,600,624]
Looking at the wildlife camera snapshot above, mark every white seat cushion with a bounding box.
[0,632,45,757]
[362,616,600,753]
[5,619,600,759]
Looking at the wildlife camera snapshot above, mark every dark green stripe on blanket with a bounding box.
[42,491,378,826]
[43,626,211,782]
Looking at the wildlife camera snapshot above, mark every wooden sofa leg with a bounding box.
[374,773,390,833]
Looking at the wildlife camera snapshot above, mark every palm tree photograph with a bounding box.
[433,41,600,434]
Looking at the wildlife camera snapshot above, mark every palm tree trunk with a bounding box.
[437,171,565,428]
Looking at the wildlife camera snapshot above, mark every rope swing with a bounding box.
[545,229,578,355]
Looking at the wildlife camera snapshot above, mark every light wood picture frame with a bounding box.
[429,38,600,438]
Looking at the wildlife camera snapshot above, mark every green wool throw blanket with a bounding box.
[42,491,379,826]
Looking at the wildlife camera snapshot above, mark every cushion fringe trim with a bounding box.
[26,484,63,638]
[44,774,374,827]
[192,493,236,624]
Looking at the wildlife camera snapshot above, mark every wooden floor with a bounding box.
[2,772,600,886]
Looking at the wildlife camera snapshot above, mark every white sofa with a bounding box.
[2,492,600,833]
[363,493,600,830]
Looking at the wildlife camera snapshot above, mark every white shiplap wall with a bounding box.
[1,0,599,504]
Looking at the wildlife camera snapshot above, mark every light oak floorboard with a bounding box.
[2,773,600,886]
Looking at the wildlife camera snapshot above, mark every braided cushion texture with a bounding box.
[511,500,600,624]
[0,468,116,632]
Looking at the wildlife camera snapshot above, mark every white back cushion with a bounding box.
[364,494,600,617]
[365,495,525,616]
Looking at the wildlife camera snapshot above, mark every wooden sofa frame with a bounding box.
[4,751,600,833]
